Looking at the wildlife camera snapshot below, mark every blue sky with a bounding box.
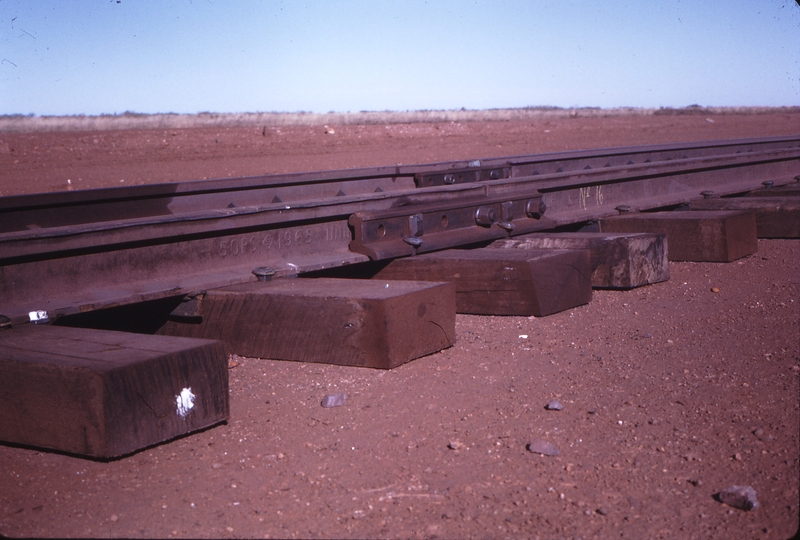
[1,0,798,116]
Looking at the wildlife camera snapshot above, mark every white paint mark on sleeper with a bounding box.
[176,388,195,418]
[28,310,49,324]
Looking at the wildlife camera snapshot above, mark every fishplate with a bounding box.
[348,194,551,260]
[414,165,511,188]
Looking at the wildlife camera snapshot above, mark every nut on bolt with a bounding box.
[701,190,715,199]
[475,206,496,226]
[252,267,277,282]
[525,198,546,219]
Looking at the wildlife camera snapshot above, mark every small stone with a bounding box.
[527,439,559,456]
[596,507,608,516]
[718,485,759,511]
[109,514,119,522]
[711,287,720,293]
[545,400,564,411]
[321,393,346,408]
[448,440,466,450]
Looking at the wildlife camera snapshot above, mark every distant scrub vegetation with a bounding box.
[1,106,797,133]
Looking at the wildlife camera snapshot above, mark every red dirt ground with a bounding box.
[0,112,798,539]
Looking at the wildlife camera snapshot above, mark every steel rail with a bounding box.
[1,135,796,233]
[1,136,798,324]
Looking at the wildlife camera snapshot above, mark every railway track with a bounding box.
[1,135,798,325]
[1,134,798,458]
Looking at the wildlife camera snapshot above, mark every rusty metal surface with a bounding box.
[1,136,798,324]
[350,147,799,258]
[2,135,797,233]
